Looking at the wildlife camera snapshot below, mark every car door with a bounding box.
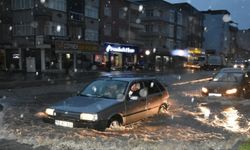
[144,80,164,116]
[124,81,147,124]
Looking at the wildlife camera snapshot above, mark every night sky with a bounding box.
[166,0,250,29]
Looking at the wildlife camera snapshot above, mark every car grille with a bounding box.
[54,111,80,121]
[209,88,225,93]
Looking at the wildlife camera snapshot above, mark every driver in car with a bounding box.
[129,83,141,99]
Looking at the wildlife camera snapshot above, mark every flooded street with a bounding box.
[0,71,249,150]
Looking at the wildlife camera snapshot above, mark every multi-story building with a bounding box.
[237,29,250,59]
[99,0,144,69]
[0,0,100,72]
[202,10,231,56]
[4,0,68,72]
[174,3,203,49]
[139,0,175,52]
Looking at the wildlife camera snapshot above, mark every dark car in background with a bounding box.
[201,68,250,98]
[43,77,169,130]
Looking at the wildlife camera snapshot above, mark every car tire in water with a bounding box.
[108,118,122,130]
[158,104,169,114]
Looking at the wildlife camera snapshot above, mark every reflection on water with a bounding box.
[198,104,210,119]
[196,105,250,133]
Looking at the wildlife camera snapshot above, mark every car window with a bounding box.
[154,80,166,92]
[144,80,161,95]
[128,81,143,100]
[80,79,128,99]
[213,72,243,82]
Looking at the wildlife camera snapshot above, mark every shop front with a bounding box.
[103,42,139,70]
[55,41,100,72]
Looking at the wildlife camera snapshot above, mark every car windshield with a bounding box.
[80,80,128,99]
[213,72,243,82]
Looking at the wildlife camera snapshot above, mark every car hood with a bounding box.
[206,81,240,90]
[52,96,120,114]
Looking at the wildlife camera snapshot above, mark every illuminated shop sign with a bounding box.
[104,43,138,53]
[106,45,135,53]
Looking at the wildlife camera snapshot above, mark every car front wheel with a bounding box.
[108,119,122,130]
[158,104,169,114]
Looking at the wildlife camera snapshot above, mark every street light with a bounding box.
[145,50,151,56]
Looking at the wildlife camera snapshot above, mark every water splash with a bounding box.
[195,106,250,133]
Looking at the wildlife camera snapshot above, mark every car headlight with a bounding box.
[80,113,98,121]
[202,87,208,93]
[241,65,245,68]
[45,108,55,116]
[225,88,237,95]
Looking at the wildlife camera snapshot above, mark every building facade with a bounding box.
[174,3,203,49]
[237,29,250,59]
[0,0,100,73]
[99,0,144,70]
[202,10,231,56]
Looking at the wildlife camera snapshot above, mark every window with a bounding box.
[85,6,98,19]
[70,11,84,21]
[155,10,162,17]
[69,26,82,40]
[14,24,34,36]
[153,25,159,32]
[146,10,154,17]
[176,40,182,48]
[104,6,111,17]
[155,80,166,92]
[47,0,66,12]
[119,28,127,38]
[169,10,175,23]
[128,82,144,99]
[44,22,66,36]
[167,39,174,49]
[177,26,182,39]
[168,24,174,37]
[145,24,153,32]
[177,12,183,25]
[119,8,127,19]
[85,29,98,41]
[12,0,33,10]
[104,24,111,36]
[144,80,161,95]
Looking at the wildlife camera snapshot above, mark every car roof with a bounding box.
[98,76,157,82]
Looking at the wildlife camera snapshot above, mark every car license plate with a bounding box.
[55,120,73,128]
[208,93,222,97]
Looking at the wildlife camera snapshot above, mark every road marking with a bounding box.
[172,77,212,86]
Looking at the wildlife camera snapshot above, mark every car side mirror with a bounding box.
[139,88,148,98]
